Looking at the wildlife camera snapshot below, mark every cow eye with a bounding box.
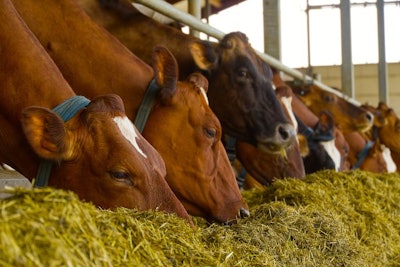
[109,170,134,186]
[204,127,217,139]
[395,120,400,131]
[237,68,248,78]
[323,94,335,102]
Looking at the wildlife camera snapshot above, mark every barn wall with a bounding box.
[296,63,400,114]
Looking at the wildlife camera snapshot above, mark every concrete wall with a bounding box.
[296,63,400,114]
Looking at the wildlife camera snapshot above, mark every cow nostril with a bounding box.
[277,124,294,141]
[239,208,250,218]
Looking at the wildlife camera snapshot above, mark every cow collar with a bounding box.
[134,79,159,133]
[35,96,90,187]
[352,140,374,170]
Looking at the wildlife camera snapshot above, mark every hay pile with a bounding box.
[1,170,400,266]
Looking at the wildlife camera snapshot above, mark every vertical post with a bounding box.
[263,0,281,60]
[306,0,312,76]
[377,0,388,103]
[188,0,201,38]
[340,0,355,98]
[204,0,211,40]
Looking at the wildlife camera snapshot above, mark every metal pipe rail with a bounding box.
[132,0,361,106]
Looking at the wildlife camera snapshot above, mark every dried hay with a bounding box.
[1,170,400,266]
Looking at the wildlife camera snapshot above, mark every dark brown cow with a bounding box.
[12,0,249,223]
[0,0,190,221]
[233,84,306,186]
[77,0,296,155]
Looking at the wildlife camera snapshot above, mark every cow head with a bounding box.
[21,94,191,221]
[290,83,374,134]
[141,46,249,223]
[190,32,296,155]
[365,102,400,153]
[235,82,306,185]
[299,111,338,173]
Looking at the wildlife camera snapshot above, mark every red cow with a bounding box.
[12,0,249,223]
[0,0,190,221]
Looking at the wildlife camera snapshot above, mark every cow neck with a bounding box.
[134,79,159,133]
[35,96,90,187]
[223,135,247,188]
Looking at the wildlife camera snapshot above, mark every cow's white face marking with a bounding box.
[199,86,209,105]
[320,140,341,171]
[113,116,147,158]
[382,145,397,173]
[280,96,298,133]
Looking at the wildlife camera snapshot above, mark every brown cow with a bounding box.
[361,102,398,172]
[0,0,190,221]
[288,83,392,172]
[343,131,389,173]
[77,0,296,155]
[12,0,249,223]
[290,83,374,134]
[362,102,400,152]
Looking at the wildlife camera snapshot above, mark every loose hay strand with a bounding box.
[1,170,400,266]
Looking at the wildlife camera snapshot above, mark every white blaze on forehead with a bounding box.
[382,145,397,173]
[113,116,147,158]
[199,86,209,105]
[280,96,298,132]
[321,140,341,171]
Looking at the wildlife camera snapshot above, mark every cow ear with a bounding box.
[21,107,69,161]
[88,94,125,113]
[318,110,334,131]
[152,45,178,105]
[187,72,209,93]
[189,40,217,71]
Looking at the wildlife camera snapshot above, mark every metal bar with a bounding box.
[132,0,361,105]
[307,1,400,9]
[377,0,388,103]
[306,0,312,75]
[133,0,225,39]
[340,0,355,98]
[188,0,201,37]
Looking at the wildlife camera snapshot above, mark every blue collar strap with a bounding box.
[34,96,90,187]
[352,140,374,170]
[134,79,159,133]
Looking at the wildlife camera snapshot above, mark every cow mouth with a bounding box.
[357,122,373,133]
[257,142,288,158]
